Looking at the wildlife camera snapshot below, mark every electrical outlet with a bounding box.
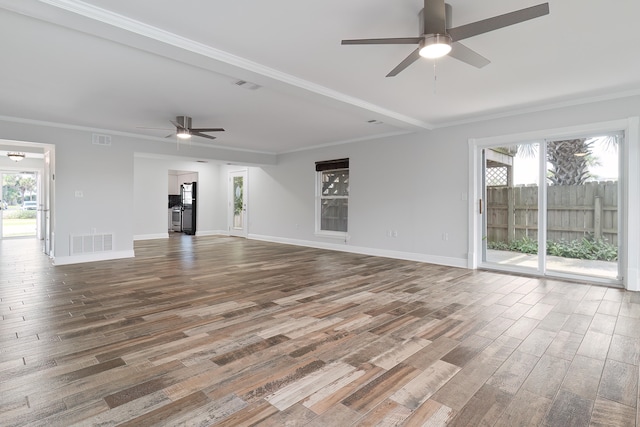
[442,232,449,241]
[392,230,398,238]
[75,190,83,198]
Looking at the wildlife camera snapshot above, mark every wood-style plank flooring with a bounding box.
[1,235,639,426]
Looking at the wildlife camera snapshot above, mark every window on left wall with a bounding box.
[316,158,349,236]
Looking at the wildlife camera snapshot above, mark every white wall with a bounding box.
[248,130,470,266]
[1,95,638,288]
[133,155,227,239]
[0,119,275,264]
[0,156,43,172]
[0,124,137,262]
[248,95,640,280]
[133,156,170,239]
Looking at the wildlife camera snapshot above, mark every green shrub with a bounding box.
[488,235,617,262]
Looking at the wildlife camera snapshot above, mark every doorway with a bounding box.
[1,171,38,239]
[475,132,623,285]
[228,170,247,237]
[0,143,54,256]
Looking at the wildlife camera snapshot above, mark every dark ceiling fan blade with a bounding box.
[447,3,549,42]
[342,37,422,45]
[386,48,421,77]
[423,0,446,34]
[449,42,490,68]
[191,127,225,132]
[191,132,217,140]
[170,120,187,130]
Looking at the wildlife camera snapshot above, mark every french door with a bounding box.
[228,170,248,237]
[478,133,623,285]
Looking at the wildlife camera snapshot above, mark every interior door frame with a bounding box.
[42,148,53,255]
[468,118,639,290]
[228,169,248,238]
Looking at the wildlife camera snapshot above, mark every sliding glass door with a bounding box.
[480,133,622,284]
[544,135,620,279]
[484,143,541,270]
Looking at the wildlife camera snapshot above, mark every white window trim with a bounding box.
[315,168,349,239]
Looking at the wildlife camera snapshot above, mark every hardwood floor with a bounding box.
[1,235,639,426]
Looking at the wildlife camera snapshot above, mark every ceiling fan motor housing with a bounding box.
[176,115,192,129]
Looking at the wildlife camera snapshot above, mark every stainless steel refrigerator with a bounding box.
[181,182,197,235]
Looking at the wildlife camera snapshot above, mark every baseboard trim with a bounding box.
[247,234,468,269]
[134,233,169,241]
[132,231,229,240]
[196,230,228,237]
[53,250,135,266]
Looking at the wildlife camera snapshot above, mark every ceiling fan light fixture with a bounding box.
[176,129,191,140]
[419,34,452,59]
[7,152,26,162]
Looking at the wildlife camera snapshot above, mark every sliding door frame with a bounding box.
[468,117,639,290]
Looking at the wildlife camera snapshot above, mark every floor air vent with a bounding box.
[70,234,113,255]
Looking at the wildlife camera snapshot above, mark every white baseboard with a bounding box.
[196,230,228,237]
[133,231,228,239]
[134,233,169,241]
[53,250,135,266]
[248,234,468,269]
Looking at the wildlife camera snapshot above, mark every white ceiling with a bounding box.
[1,0,639,155]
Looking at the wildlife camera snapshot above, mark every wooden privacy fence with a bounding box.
[486,181,618,245]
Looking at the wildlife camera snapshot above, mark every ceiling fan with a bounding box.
[342,0,549,77]
[165,115,225,140]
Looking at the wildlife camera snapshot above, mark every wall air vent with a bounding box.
[70,233,113,255]
[233,80,261,90]
[92,133,112,146]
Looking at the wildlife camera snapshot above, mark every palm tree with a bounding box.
[547,135,620,185]
[546,138,593,185]
[509,135,618,186]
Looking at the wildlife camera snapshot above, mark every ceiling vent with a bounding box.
[92,133,112,146]
[233,80,261,90]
